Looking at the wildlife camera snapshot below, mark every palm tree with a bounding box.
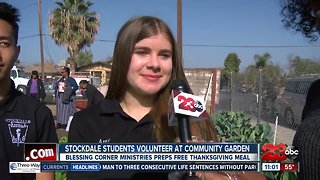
[48,0,99,72]
[254,53,271,69]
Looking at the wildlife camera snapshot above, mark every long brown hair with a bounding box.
[106,16,217,142]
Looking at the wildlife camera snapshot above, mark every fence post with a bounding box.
[258,67,262,124]
[230,71,233,111]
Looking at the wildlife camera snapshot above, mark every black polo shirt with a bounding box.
[68,99,168,179]
[0,82,58,180]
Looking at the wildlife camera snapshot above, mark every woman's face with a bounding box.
[60,70,68,78]
[126,33,173,97]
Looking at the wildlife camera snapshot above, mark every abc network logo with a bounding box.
[261,144,298,161]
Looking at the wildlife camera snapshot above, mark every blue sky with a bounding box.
[4,0,320,71]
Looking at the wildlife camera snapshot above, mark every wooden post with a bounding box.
[38,0,45,80]
[211,69,217,114]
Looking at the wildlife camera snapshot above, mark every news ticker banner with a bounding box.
[13,142,301,173]
[10,162,259,173]
[9,162,300,173]
[24,143,300,163]
[58,143,259,162]
[23,143,259,162]
[23,143,260,162]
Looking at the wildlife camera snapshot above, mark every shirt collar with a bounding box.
[99,98,153,123]
[99,98,123,114]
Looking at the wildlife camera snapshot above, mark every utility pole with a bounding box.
[38,0,45,80]
[177,0,182,64]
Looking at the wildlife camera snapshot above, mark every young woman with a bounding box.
[26,70,46,102]
[68,16,265,180]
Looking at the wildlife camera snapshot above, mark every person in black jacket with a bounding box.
[293,79,320,180]
[26,70,45,102]
[0,2,58,180]
[79,80,104,106]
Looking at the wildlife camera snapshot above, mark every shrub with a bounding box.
[212,111,297,180]
[212,111,273,143]
[55,136,67,180]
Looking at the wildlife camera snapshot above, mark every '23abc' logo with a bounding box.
[177,95,203,112]
[261,144,298,161]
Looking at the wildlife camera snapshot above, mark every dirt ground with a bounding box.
[47,104,68,140]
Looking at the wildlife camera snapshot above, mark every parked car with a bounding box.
[43,81,83,104]
[43,81,55,104]
[274,75,320,127]
[10,66,29,93]
[240,86,248,93]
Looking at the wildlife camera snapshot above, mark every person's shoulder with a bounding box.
[294,110,320,143]
[68,76,77,81]
[302,111,320,125]
[37,78,44,83]
[86,84,95,90]
[75,98,115,116]
[74,99,107,117]
[89,84,96,89]
[17,93,50,111]
[15,92,36,103]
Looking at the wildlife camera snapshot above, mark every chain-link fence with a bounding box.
[216,63,320,131]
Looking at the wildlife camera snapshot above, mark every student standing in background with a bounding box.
[79,80,104,106]
[26,70,45,102]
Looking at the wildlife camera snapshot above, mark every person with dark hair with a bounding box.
[292,79,320,179]
[54,66,78,129]
[0,2,57,180]
[79,80,104,106]
[281,0,320,41]
[26,70,45,102]
[68,16,265,180]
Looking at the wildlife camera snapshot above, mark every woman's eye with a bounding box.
[135,50,148,56]
[160,53,172,59]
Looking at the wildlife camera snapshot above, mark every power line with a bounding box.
[19,35,320,48]
[19,34,41,39]
[95,39,116,42]
[92,39,320,48]
[183,44,320,48]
